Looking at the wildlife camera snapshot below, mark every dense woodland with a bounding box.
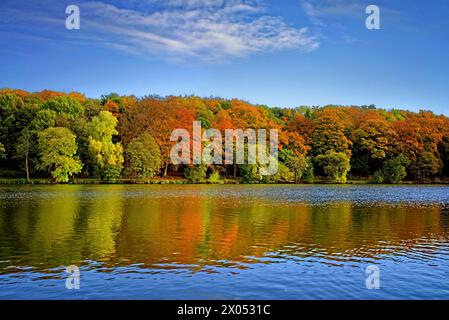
[1,88,449,184]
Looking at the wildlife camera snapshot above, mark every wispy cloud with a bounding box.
[74,0,319,62]
[301,0,371,33]
[302,0,400,24]
[0,0,319,63]
[300,0,401,45]
[303,0,367,19]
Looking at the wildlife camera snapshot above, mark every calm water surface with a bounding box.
[0,184,449,299]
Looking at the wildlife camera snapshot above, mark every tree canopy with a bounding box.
[1,88,449,184]
[37,127,82,182]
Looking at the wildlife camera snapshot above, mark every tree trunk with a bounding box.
[25,151,30,182]
[233,164,237,179]
[163,163,169,177]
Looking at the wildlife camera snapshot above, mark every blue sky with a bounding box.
[0,0,448,114]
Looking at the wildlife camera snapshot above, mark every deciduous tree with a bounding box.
[315,151,350,183]
[86,111,124,181]
[37,127,82,182]
[382,154,410,184]
[124,133,162,178]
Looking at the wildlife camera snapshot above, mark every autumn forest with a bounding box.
[1,88,449,184]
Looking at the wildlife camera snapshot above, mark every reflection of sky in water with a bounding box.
[0,184,449,299]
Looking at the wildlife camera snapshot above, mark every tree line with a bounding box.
[1,88,448,184]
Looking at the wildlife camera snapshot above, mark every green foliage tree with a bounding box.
[438,137,449,176]
[0,93,28,159]
[284,152,313,183]
[86,111,124,181]
[43,96,84,120]
[208,170,224,184]
[382,154,410,184]
[14,128,33,181]
[124,133,162,178]
[264,162,294,183]
[239,163,263,183]
[315,151,351,183]
[411,151,441,183]
[351,117,396,176]
[37,127,82,182]
[370,170,384,184]
[185,164,208,183]
[0,142,6,160]
[31,109,56,131]
[101,93,122,106]
[302,159,315,183]
[238,144,280,183]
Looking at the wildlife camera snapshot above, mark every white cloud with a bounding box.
[77,0,319,62]
[302,0,369,29]
[302,0,399,23]
[301,0,401,46]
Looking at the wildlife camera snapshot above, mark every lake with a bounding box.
[0,184,449,299]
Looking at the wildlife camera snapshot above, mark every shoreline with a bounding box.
[1,178,449,185]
